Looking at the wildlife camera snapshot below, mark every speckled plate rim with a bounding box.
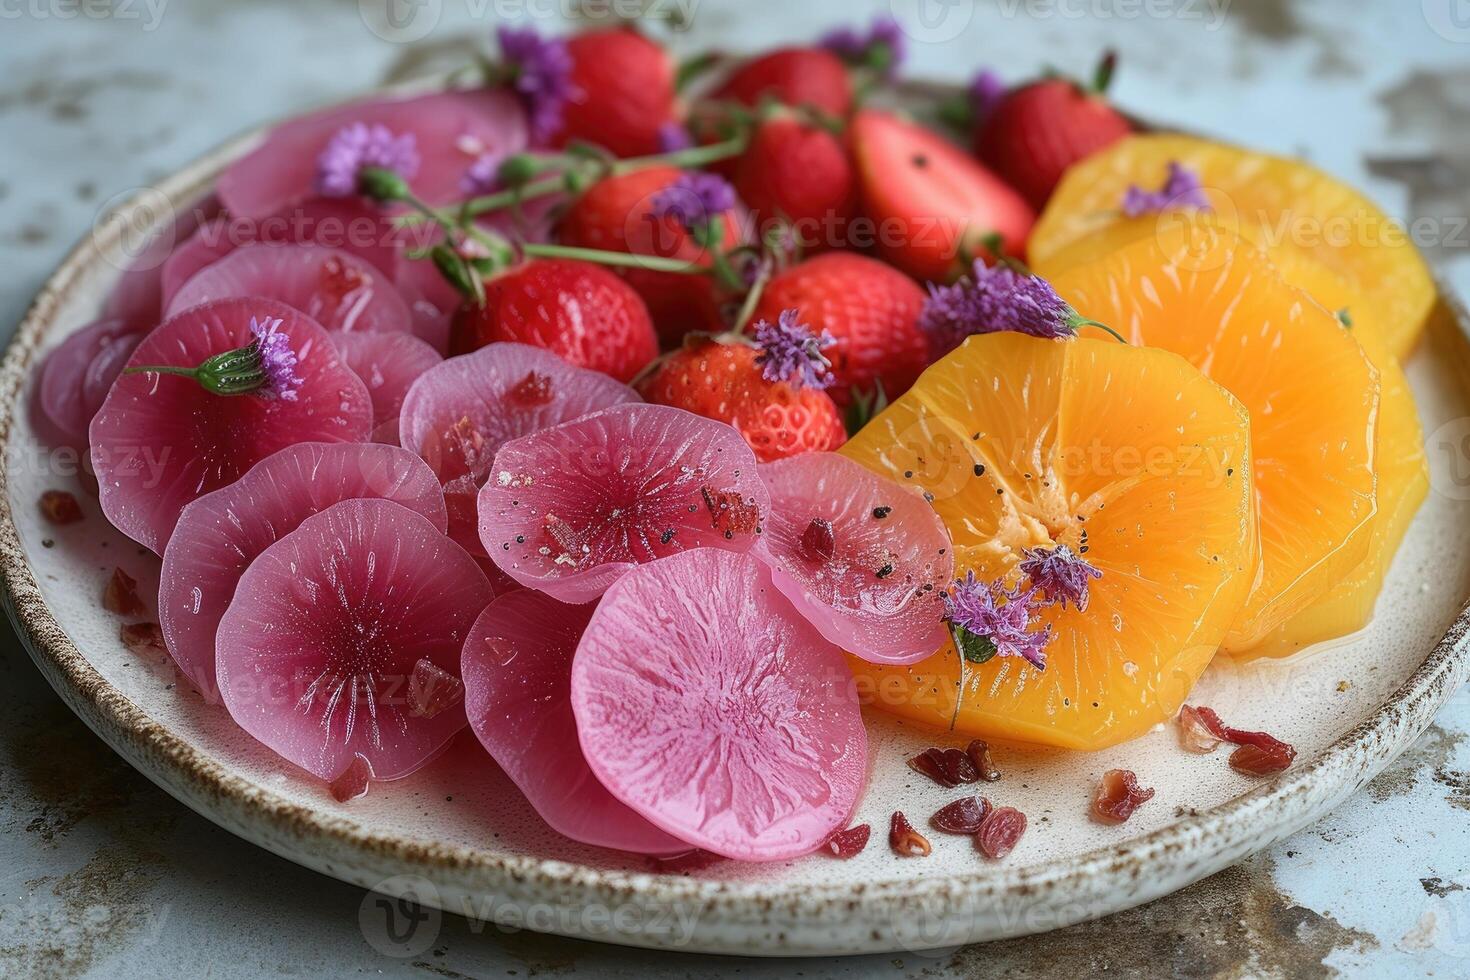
[3,93,1470,956]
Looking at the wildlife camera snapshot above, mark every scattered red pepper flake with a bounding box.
[508,370,555,407]
[102,567,146,617]
[976,806,1027,859]
[931,796,990,835]
[889,810,931,857]
[118,621,166,658]
[1183,704,1296,776]
[1091,769,1156,825]
[800,517,836,562]
[700,486,760,536]
[966,739,1002,781]
[329,755,373,802]
[906,746,979,788]
[1229,740,1296,776]
[39,490,83,525]
[822,823,871,858]
[1177,704,1225,753]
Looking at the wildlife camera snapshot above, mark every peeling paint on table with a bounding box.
[2,1,1468,977]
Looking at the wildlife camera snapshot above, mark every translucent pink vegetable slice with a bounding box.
[400,342,639,552]
[31,318,138,451]
[161,198,401,306]
[331,332,442,444]
[756,453,953,665]
[480,404,769,603]
[571,549,866,861]
[82,332,143,422]
[216,498,490,786]
[161,442,448,700]
[90,297,373,553]
[462,590,688,854]
[166,244,412,334]
[217,89,528,220]
[103,194,223,330]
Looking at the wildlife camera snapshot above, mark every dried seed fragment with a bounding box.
[822,823,872,858]
[889,810,931,857]
[1091,769,1155,825]
[118,621,165,657]
[1177,704,1225,753]
[39,489,83,525]
[966,739,1002,781]
[1229,741,1296,776]
[102,567,146,617]
[931,796,990,835]
[976,806,1027,859]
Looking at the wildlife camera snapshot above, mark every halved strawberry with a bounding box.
[975,55,1133,209]
[638,338,845,462]
[851,109,1035,283]
[733,113,856,252]
[557,165,743,345]
[713,48,853,119]
[556,29,677,157]
[448,259,659,383]
[751,252,927,405]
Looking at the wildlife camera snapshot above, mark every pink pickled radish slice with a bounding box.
[217,89,528,220]
[757,453,953,665]
[331,332,442,444]
[462,590,688,854]
[480,404,769,603]
[161,198,402,306]
[216,498,491,785]
[103,194,223,330]
[32,318,137,451]
[160,442,448,700]
[400,342,639,552]
[82,332,143,423]
[90,297,373,552]
[394,251,460,355]
[571,549,866,861]
[166,244,412,334]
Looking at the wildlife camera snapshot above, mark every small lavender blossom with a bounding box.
[822,16,907,78]
[920,261,1082,357]
[315,122,420,198]
[249,316,303,401]
[1019,544,1101,611]
[497,25,576,143]
[753,309,835,389]
[1122,161,1211,218]
[970,69,1005,123]
[657,121,694,153]
[460,151,505,196]
[652,171,736,235]
[944,571,1053,670]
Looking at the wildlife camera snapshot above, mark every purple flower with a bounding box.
[753,309,835,389]
[1122,161,1211,218]
[651,171,736,235]
[315,122,420,199]
[497,25,576,143]
[944,571,1053,670]
[1019,544,1101,611]
[821,16,907,78]
[249,316,303,401]
[970,69,1005,123]
[460,151,505,196]
[657,121,694,153]
[920,261,1081,357]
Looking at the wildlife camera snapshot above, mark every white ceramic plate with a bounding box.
[4,105,1470,957]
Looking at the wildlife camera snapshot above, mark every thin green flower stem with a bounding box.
[1077,318,1129,344]
[731,270,770,335]
[122,365,198,378]
[519,243,707,275]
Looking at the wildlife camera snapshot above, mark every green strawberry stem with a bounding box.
[731,266,770,335]
[519,243,706,275]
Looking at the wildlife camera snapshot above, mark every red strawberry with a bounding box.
[850,109,1035,283]
[557,165,743,345]
[975,55,1133,209]
[713,48,853,119]
[733,113,856,252]
[752,253,928,404]
[556,29,677,158]
[638,339,845,462]
[448,259,658,383]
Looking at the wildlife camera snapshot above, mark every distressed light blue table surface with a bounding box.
[2,1,1469,976]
